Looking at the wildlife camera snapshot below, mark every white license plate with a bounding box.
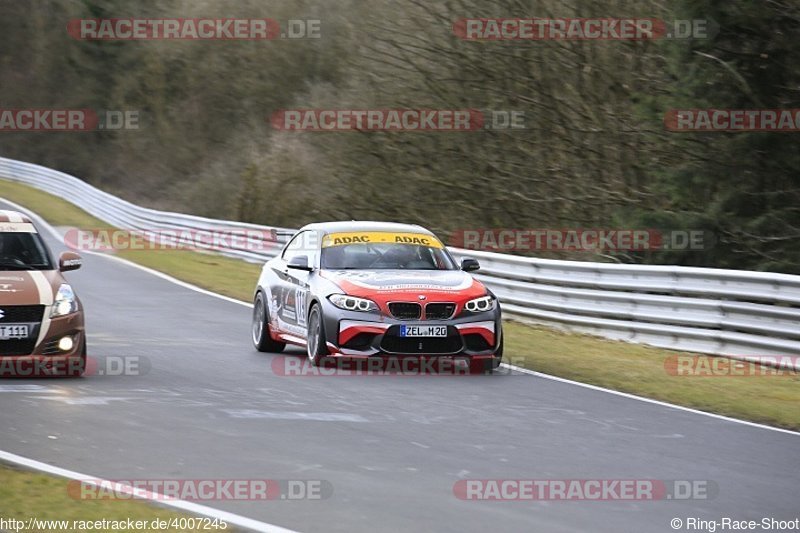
[0,325,29,340]
[400,325,447,337]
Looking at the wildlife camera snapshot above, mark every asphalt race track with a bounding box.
[1,200,799,533]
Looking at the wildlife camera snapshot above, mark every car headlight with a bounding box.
[328,294,379,312]
[50,284,78,317]
[464,295,496,313]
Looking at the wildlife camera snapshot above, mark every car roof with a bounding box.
[300,221,435,236]
[0,210,33,224]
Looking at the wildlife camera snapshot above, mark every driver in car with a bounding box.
[382,245,434,269]
[0,234,27,265]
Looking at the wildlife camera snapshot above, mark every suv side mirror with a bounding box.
[287,255,312,271]
[59,251,83,272]
[460,258,480,272]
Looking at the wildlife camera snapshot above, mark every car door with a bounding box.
[271,230,318,338]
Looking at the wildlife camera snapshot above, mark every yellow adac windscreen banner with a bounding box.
[322,232,444,248]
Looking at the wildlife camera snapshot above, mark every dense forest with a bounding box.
[1,0,798,272]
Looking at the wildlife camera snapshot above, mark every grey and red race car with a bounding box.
[251,221,502,373]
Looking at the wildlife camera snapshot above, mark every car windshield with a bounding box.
[0,231,53,270]
[321,232,456,270]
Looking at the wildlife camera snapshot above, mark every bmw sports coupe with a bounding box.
[251,221,502,373]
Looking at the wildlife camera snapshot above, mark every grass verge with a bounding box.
[0,464,222,532]
[503,323,799,429]
[1,178,798,430]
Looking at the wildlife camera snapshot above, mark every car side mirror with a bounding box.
[59,251,83,272]
[287,255,312,271]
[461,258,480,272]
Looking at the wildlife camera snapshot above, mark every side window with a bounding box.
[281,231,319,267]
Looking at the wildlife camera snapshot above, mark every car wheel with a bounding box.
[306,303,328,367]
[253,291,286,353]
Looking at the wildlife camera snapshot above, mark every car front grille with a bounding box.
[0,305,45,323]
[0,338,38,356]
[389,302,457,320]
[425,303,456,320]
[0,306,44,356]
[389,302,421,320]
[379,325,463,354]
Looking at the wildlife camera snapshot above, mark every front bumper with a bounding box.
[321,302,501,359]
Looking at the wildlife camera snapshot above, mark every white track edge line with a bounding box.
[499,363,799,436]
[3,195,798,439]
[0,450,298,533]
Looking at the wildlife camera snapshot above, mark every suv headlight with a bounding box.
[51,284,78,317]
[328,294,379,312]
[464,295,496,313]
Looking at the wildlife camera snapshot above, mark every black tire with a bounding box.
[306,303,328,367]
[252,291,286,353]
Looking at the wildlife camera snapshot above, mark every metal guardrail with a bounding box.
[2,156,799,365]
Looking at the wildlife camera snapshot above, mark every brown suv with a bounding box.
[0,210,86,376]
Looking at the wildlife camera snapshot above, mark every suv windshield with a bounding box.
[321,239,456,270]
[0,232,54,270]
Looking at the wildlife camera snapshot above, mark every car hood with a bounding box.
[0,270,58,306]
[320,269,487,301]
